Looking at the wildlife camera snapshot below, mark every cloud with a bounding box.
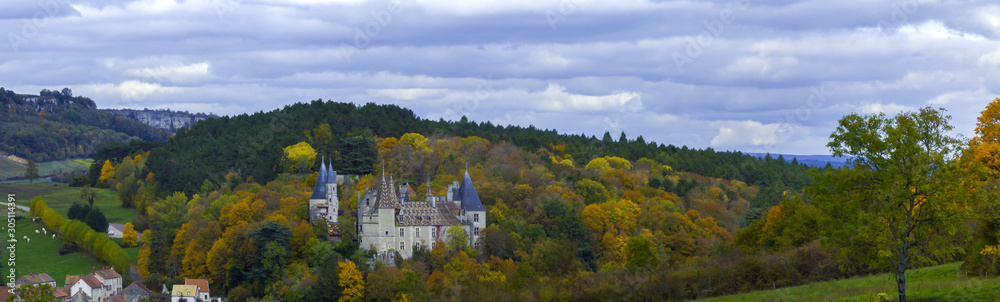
[710,120,781,148]
[537,84,642,113]
[127,62,211,84]
[1,0,999,155]
[857,102,913,115]
[0,0,80,19]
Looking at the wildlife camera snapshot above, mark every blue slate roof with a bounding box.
[326,161,336,184]
[310,160,331,200]
[458,171,485,211]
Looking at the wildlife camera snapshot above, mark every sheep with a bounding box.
[41,229,46,235]
[25,238,29,243]
[52,234,56,239]
[34,230,39,234]
[22,236,26,240]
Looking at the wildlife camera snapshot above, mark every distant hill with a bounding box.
[747,153,850,168]
[148,100,816,203]
[102,108,217,132]
[0,87,169,162]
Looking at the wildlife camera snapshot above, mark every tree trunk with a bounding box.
[896,264,907,302]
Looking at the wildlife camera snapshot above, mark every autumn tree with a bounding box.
[282,142,318,173]
[24,159,38,183]
[812,107,976,302]
[338,261,365,302]
[968,97,1000,177]
[123,222,138,247]
[961,97,1000,276]
[99,160,116,187]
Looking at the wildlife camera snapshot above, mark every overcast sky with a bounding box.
[2,0,998,155]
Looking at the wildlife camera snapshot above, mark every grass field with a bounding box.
[11,219,106,287]
[700,262,1000,301]
[0,157,92,180]
[1,183,136,223]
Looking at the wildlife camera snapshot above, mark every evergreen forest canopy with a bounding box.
[0,87,169,162]
[146,100,813,209]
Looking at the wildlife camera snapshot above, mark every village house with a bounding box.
[15,272,57,288]
[70,267,123,302]
[183,279,210,302]
[119,282,153,302]
[170,285,198,302]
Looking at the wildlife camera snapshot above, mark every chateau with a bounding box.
[357,169,486,259]
[308,159,487,259]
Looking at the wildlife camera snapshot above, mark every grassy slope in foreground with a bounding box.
[700,262,1000,302]
[2,183,135,223]
[12,219,102,287]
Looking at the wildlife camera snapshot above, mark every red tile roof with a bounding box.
[185,278,210,294]
[54,287,71,298]
[96,267,122,280]
[81,274,104,289]
[0,287,12,302]
[65,275,81,287]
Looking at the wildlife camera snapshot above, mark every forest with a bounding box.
[143,100,812,211]
[67,98,1000,301]
[0,87,168,162]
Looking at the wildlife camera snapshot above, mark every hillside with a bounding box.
[0,87,169,162]
[148,100,814,208]
[102,108,217,132]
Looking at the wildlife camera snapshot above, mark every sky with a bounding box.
[2,0,999,155]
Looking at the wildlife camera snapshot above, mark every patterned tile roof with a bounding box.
[375,173,399,210]
[397,199,460,226]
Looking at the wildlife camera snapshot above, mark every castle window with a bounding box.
[474,227,480,235]
[400,241,405,252]
[416,228,420,238]
[400,228,405,236]
[474,214,479,223]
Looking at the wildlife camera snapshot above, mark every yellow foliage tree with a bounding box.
[968,97,1000,177]
[338,261,365,302]
[379,137,399,155]
[122,222,138,247]
[282,142,317,173]
[400,133,431,152]
[604,156,633,170]
[585,158,611,171]
[99,160,116,186]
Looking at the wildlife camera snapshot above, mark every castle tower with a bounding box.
[325,160,338,223]
[308,157,330,224]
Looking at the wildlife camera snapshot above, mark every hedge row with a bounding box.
[29,197,130,278]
